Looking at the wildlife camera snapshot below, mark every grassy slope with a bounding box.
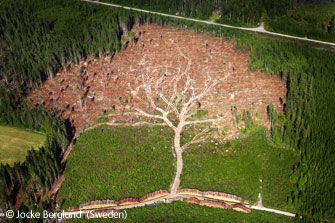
[69,201,293,223]
[0,126,45,165]
[58,125,174,209]
[180,126,298,212]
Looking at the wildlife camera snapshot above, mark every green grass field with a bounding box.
[0,125,46,166]
[58,125,175,210]
[69,201,293,223]
[180,126,299,212]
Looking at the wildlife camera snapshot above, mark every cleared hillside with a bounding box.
[29,24,285,136]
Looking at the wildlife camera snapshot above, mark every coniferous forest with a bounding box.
[0,0,334,222]
[108,0,284,25]
[0,0,136,221]
[107,0,335,41]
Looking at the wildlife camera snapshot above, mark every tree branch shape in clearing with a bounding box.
[127,48,231,196]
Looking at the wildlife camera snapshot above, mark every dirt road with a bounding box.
[83,0,335,48]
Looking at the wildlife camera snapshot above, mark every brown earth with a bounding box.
[29,24,285,135]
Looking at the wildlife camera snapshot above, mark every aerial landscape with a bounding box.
[0,0,334,222]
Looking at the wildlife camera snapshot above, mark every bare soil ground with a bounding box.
[29,24,285,135]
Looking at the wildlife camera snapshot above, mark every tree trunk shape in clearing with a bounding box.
[171,130,183,195]
[123,47,231,195]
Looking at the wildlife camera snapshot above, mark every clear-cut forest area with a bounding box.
[0,0,334,222]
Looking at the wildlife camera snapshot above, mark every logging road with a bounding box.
[82,0,335,48]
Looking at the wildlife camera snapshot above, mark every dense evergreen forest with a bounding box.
[0,0,137,221]
[0,102,68,221]
[106,0,335,42]
[0,0,334,222]
[107,0,295,25]
[246,39,335,220]
[107,0,273,25]
[0,0,127,88]
[265,0,335,42]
